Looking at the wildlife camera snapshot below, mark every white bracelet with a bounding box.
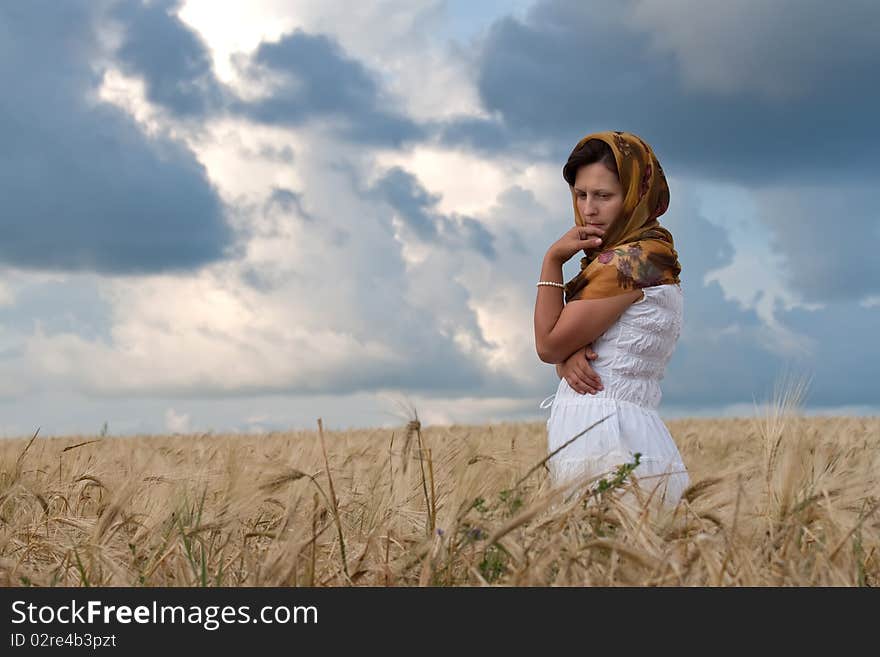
[536,281,564,289]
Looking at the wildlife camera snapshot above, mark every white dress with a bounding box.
[540,283,690,506]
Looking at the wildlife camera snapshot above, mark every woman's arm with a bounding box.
[534,252,642,363]
[537,293,641,363]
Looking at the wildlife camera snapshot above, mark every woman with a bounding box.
[533,130,689,507]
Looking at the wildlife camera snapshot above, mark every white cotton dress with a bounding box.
[540,283,690,506]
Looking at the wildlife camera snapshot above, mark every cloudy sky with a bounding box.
[1,0,877,437]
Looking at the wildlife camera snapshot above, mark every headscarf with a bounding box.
[562,131,681,303]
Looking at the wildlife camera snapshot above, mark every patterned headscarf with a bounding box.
[562,131,681,303]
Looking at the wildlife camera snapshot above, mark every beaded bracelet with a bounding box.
[536,281,564,288]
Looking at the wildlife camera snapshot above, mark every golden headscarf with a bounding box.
[563,131,681,303]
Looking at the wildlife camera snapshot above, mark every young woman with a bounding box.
[534,131,689,506]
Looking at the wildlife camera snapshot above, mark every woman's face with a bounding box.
[572,162,625,232]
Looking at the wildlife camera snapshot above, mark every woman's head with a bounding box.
[560,131,681,301]
[562,131,670,251]
[563,139,625,235]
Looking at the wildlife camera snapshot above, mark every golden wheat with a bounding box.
[0,413,877,586]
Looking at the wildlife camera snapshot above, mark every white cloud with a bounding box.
[705,252,818,358]
[398,396,546,426]
[98,68,165,137]
[374,146,512,217]
[177,0,300,84]
[186,117,308,204]
[10,122,497,398]
[0,281,15,307]
[21,267,401,396]
[164,407,191,433]
[689,180,822,357]
[82,2,553,404]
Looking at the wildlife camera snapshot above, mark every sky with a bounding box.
[0,0,877,437]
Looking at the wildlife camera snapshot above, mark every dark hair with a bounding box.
[562,139,618,186]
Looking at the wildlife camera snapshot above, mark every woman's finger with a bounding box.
[580,235,603,248]
[577,368,602,390]
[574,227,603,245]
[575,375,595,395]
[578,363,603,389]
[575,224,605,239]
[568,376,591,395]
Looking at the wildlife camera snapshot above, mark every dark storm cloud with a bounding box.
[649,201,785,406]
[758,185,880,304]
[436,116,514,154]
[457,216,497,260]
[234,30,424,147]
[659,196,875,409]
[440,0,880,186]
[777,301,879,407]
[111,0,226,117]
[371,168,440,240]
[0,0,232,274]
[266,187,314,222]
[370,167,497,259]
[436,0,880,306]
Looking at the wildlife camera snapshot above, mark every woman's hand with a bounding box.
[555,344,604,395]
[548,224,605,263]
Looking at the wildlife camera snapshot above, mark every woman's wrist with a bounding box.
[544,248,565,266]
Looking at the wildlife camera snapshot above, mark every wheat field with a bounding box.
[1,404,877,587]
